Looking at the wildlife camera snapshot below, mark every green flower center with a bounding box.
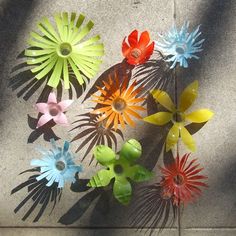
[48,104,61,116]
[57,42,72,57]
[173,174,185,186]
[55,160,66,171]
[112,97,127,112]
[130,48,141,58]
[114,164,124,175]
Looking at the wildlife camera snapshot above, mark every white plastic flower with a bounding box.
[155,22,204,69]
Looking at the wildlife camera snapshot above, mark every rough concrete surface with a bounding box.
[0,0,235,235]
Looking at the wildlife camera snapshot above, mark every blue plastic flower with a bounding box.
[155,22,204,69]
[31,139,82,188]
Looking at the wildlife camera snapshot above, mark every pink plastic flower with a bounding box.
[35,92,73,128]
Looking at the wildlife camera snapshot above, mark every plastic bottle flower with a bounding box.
[160,153,208,205]
[122,30,154,65]
[88,139,153,205]
[143,80,214,152]
[25,12,104,89]
[31,139,82,188]
[35,92,73,128]
[155,22,204,69]
[91,74,146,130]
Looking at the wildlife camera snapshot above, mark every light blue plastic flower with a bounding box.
[31,139,82,188]
[155,22,204,69]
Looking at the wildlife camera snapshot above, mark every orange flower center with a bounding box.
[112,97,127,112]
[130,48,141,59]
[173,174,185,186]
[49,104,61,116]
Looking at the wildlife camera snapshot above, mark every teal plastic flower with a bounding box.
[31,139,82,188]
[88,139,153,205]
[25,12,104,89]
[155,22,204,69]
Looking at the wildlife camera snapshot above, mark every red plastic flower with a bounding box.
[160,154,208,205]
[122,30,154,65]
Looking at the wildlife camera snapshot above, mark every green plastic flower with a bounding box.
[88,139,153,205]
[25,12,104,89]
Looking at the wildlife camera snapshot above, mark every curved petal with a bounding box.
[37,114,52,128]
[122,39,131,57]
[113,178,132,205]
[53,112,68,125]
[143,112,172,125]
[166,123,180,151]
[138,31,150,49]
[35,103,48,114]
[48,92,57,103]
[180,125,196,152]
[87,169,114,187]
[127,164,153,182]
[185,109,214,123]
[151,90,176,112]
[120,139,142,162]
[128,30,138,47]
[93,145,116,166]
[179,80,198,112]
[58,100,74,111]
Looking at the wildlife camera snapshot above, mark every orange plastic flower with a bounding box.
[91,74,146,130]
[122,30,154,65]
[160,154,207,205]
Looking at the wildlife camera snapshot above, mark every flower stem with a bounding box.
[177,203,182,236]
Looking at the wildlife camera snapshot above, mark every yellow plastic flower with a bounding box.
[143,80,214,152]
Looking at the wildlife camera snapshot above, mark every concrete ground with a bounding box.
[0,0,236,235]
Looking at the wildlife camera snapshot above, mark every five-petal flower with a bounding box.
[31,139,82,188]
[122,30,154,65]
[143,80,214,152]
[35,92,73,128]
[88,139,153,205]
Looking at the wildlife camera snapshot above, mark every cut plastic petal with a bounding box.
[113,178,132,205]
[53,113,68,125]
[166,123,180,151]
[37,114,52,128]
[185,109,214,123]
[87,169,113,187]
[138,31,150,49]
[180,125,196,152]
[35,103,48,114]
[58,100,74,111]
[93,145,116,166]
[127,165,153,182]
[120,139,142,162]
[128,30,138,47]
[48,92,57,103]
[179,80,198,112]
[143,112,172,125]
[151,90,176,112]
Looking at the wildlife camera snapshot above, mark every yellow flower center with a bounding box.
[112,97,127,113]
[130,48,141,58]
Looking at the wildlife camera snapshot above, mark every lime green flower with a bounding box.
[25,12,104,89]
[88,139,153,205]
[143,80,214,152]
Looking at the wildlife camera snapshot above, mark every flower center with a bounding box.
[58,42,72,57]
[112,97,127,112]
[130,48,141,58]
[173,174,185,186]
[175,45,186,55]
[172,111,184,123]
[55,160,66,171]
[48,104,61,116]
[114,164,124,175]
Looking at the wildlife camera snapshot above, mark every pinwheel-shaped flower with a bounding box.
[25,12,104,89]
[122,30,154,65]
[160,153,208,205]
[155,22,204,69]
[31,139,82,188]
[143,80,214,151]
[88,139,153,205]
[35,92,73,128]
[91,74,146,130]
